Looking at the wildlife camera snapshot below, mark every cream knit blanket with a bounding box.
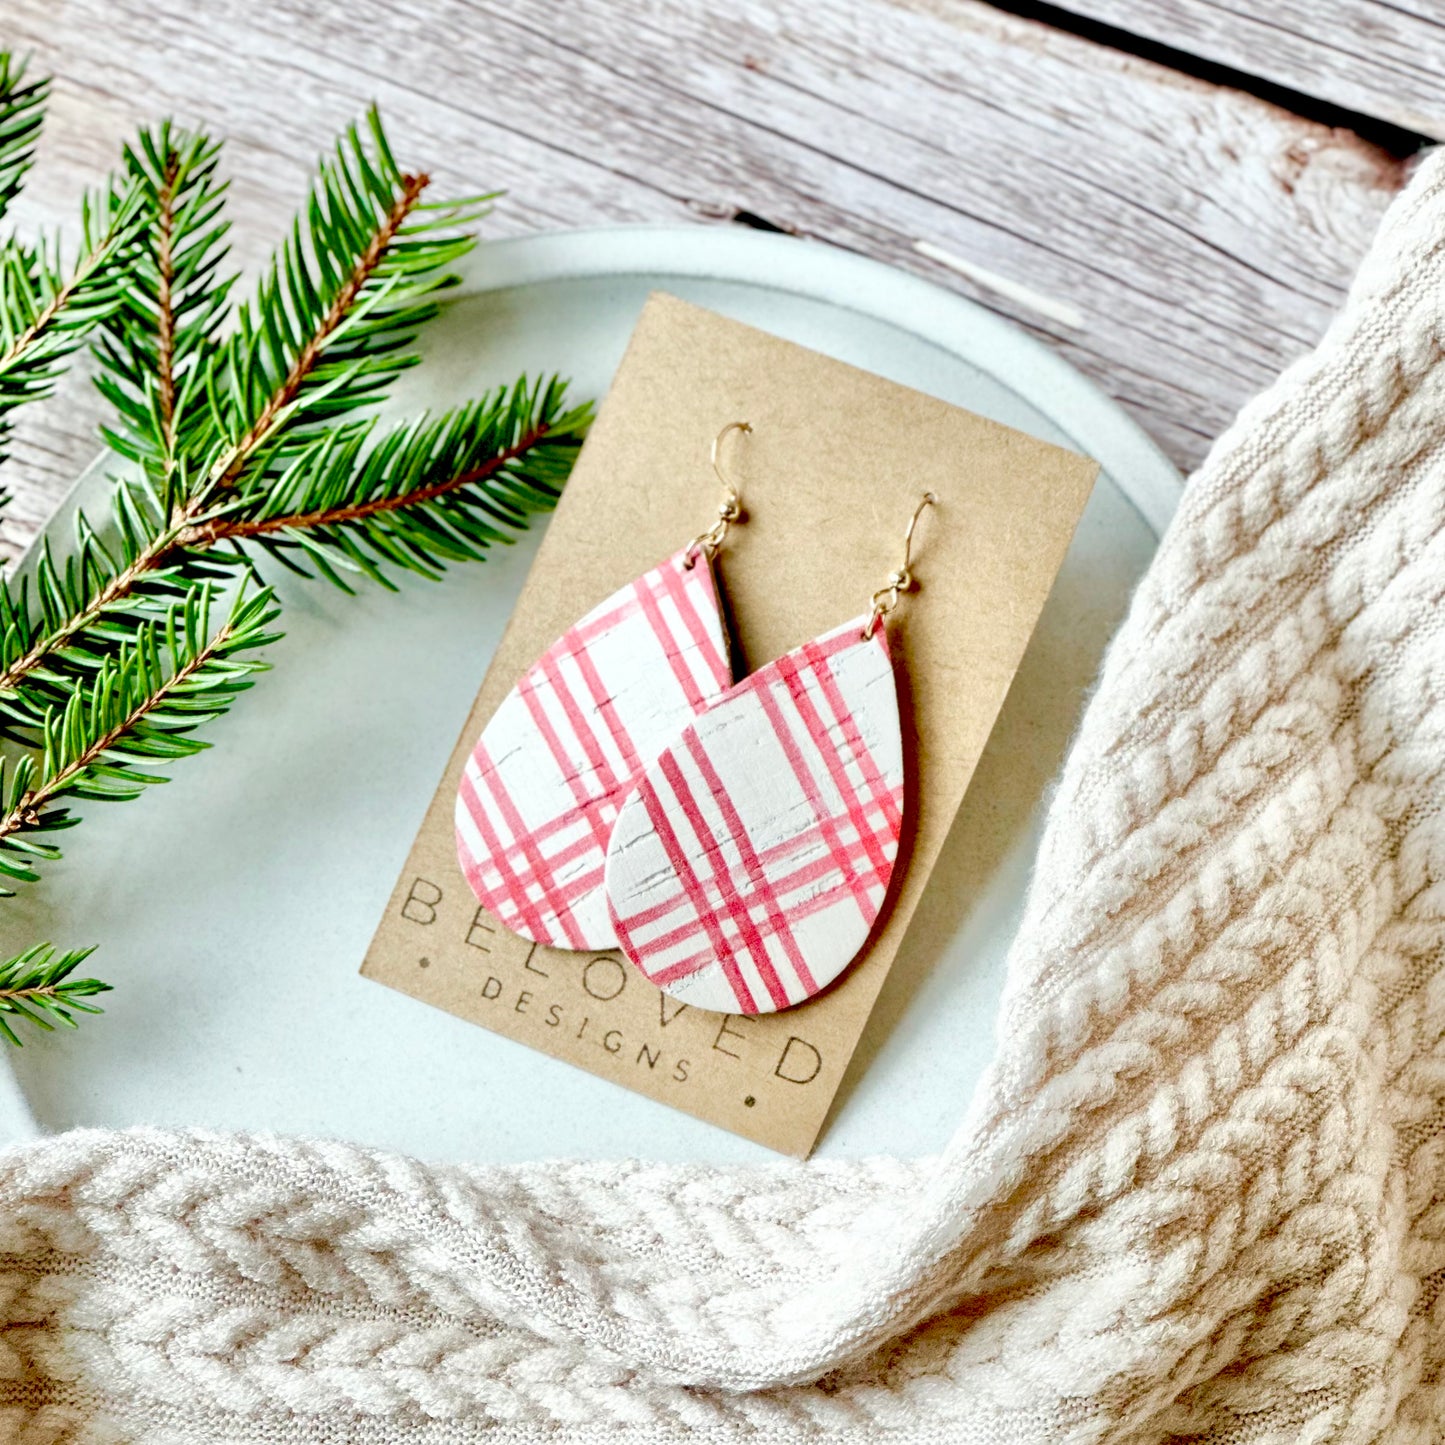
[3,151,1444,1445]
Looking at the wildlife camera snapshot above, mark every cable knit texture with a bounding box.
[3,152,1445,1444]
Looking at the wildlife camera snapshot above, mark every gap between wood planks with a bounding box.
[982,0,1430,156]
[1022,0,1445,142]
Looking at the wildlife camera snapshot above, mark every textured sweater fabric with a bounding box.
[3,153,1445,1445]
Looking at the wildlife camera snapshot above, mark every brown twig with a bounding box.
[176,418,551,547]
[0,984,66,1004]
[0,226,117,374]
[154,148,180,450]
[209,170,430,494]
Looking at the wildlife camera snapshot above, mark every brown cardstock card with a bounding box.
[361,292,1098,1157]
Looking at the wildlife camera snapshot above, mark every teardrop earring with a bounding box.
[605,491,936,1015]
[455,422,752,952]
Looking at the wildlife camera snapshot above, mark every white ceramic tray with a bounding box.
[0,227,1180,1162]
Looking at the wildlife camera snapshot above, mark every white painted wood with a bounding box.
[606,619,904,1015]
[0,0,1406,564]
[1046,0,1445,140]
[457,548,732,950]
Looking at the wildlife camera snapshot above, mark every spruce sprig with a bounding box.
[0,62,592,1042]
[0,108,526,713]
[0,377,585,730]
[92,123,234,483]
[0,57,146,469]
[0,581,281,888]
[0,942,109,1046]
[181,377,585,588]
[213,109,494,481]
[0,184,145,472]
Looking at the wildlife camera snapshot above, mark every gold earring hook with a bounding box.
[686,421,752,567]
[711,420,751,495]
[864,491,937,639]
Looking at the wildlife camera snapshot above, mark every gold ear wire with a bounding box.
[685,421,752,567]
[864,491,937,638]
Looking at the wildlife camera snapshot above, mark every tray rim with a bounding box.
[0,222,1182,1150]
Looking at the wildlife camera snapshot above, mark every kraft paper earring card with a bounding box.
[361,292,1098,1156]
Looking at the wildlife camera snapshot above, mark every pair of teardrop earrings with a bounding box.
[454,422,935,1016]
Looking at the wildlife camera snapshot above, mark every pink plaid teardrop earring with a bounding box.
[604,490,936,1015]
[455,422,752,951]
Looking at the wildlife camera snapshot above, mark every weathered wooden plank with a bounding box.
[1044,0,1445,140]
[0,0,1406,561]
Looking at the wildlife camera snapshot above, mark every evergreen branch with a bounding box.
[0,378,582,704]
[0,512,215,710]
[0,55,46,223]
[0,107,498,702]
[0,80,593,1045]
[214,170,426,490]
[0,942,109,1045]
[92,124,234,484]
[0,582,280,884]
[179,377,590,587]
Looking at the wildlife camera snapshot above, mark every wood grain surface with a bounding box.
[0,0,1413,559]
[1049,0,1445,139]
